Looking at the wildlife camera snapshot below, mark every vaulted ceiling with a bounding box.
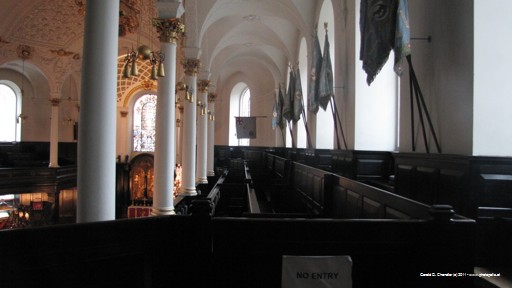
[0,0,319,97]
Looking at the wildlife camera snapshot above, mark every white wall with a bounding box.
[354,0,398,152]
[397,0,473,155]
[473,0,512,156]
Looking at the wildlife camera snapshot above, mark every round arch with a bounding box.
[0,80,22,142]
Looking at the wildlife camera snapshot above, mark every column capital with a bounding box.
[50,98,61,106]
[197,80,210,92]
[181,58,201,76]
[208,92,217,103]
[152,18,185,44]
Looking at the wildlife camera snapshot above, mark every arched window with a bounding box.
[238,88,251,146]
[0,82,22,142]
[229,82,251,146]
[316,0,335,149]
[133,94,157,152]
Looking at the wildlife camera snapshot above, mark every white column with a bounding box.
[207,93,216,176]
[77,0,119,223]
[49,97,60,168]
[180,59,200,196]
[196,79,209,184]
[152,18,183,215]
[116,109,128,159]
[176,106,183,165]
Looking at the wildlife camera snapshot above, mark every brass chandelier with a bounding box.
[122,45,165,80]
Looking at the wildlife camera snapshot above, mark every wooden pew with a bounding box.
[211,215,476,288]
[0,215,211,288]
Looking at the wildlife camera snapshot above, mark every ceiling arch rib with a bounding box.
[211,47,281,88]
[196,0,305,89]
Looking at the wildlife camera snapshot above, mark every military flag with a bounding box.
[272,87,284,130]
[318,32,333,111]
[360,0,410,85]
[394,0,411,75]
[308,32,322,114]
[278,86,286,130]
[292,67,303,123]
[282,68,295,121]
[272,101,279,130]
[235,116,256,139]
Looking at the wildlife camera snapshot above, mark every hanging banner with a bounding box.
[235,116,256,139]
[281,255,352,288]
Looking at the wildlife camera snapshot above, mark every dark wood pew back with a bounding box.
[211,217,476,288]
[0,216,211,288]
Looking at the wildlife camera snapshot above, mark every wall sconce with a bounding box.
[63,117,75,126]
[197,100,206,115]
[175,81,187,105]
[122,46,139,78]
[149,51,165,80]
[17,113,27,124]
[186,88,194,103]
[122,45,165,80]
[208,111,215,121]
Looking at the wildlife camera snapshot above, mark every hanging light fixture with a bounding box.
[122,47,139,78]
[149,51,165,80]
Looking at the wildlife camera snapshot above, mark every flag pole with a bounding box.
[331,96,348,149]
[407,55,441,153]
[281,126,286,147]
[287,120,296,148]
[329,98,341,150]
[296,61,313,148]
[408,57,416,151]
[301,102,313,148]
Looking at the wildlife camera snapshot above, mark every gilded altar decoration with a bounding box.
[130,155,154,201]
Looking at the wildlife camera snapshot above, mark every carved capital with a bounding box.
[153,18,185,44]
[181,58,201,76]
[120,110,129,118]
[50,98,61,106]
[197,80,210,93]
[208,92,217,103]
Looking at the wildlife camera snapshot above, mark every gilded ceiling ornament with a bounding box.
[0,37,10,45]
[17,45,34,60]
[75,0,86,16]
[140,80,154,91]
[50,49,74,57]
[119,0,141,37]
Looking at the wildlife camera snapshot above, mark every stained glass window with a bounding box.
[133,94,157,152]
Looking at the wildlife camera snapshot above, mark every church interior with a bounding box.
[0,0,511,287]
